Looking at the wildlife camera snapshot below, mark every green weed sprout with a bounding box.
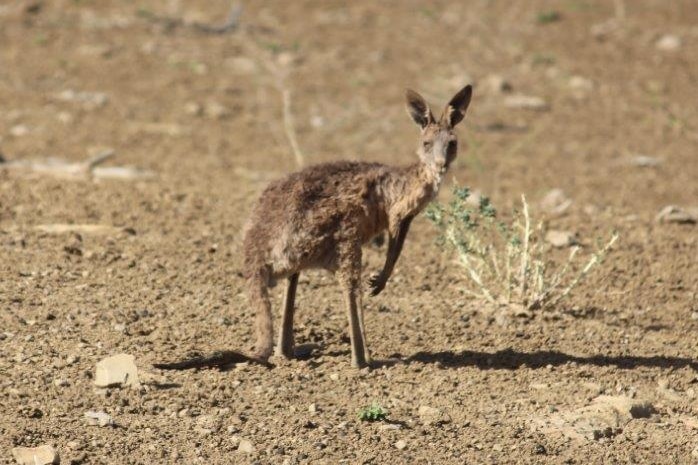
[358,403,388,422]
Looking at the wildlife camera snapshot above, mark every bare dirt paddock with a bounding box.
[1,1,697,463]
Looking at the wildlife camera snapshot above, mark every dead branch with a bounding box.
[0,150,155,181]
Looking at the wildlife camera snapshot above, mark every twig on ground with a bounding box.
[0,150,155,181]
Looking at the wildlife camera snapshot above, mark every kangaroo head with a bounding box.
[405,85,472,174]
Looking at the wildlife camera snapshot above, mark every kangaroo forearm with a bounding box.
[379,216,413,280]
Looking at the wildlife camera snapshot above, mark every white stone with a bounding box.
[205,102,229,120]
[504,95,549,111]
[94,353,139,387]
[418,405,450,425]
[569,75,593,91]
[85,410,114,427]
[394,439,407,450]
[540,189,572,215]
[238,439,255,454]
[484,74,512,94]
[53,378,69,387]
[11,445,59,465]
[628,155,662,167]
[545,230,576,248]
[656,34,681,51]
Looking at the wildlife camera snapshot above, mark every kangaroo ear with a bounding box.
[405,89,434,129]
[443,85,472,127]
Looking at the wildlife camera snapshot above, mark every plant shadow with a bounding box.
[373,348,698,371]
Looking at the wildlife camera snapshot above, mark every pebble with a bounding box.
[628,155,662,167]
[540,189,572,216]
[394,439,407,450]
[94,353,139,387]
[484,74,512,94]
[204,102,229,120]
[418,405,450,425]
[656,34,681,51]
[10,124,30,137]
[329,373,340,381]
[308,403,318,414]
[569,75,593,91]
[594,395,655,419]
[66,354,79,365]
[85,410,114,427]
[238,439,255,454]
[184,102,203,116]
[504,95,549,111]
[378,423,402,431]
[11,445,59,465]
[53,378,69,388]
[227,56,258,74]
[54,89,108,108]
[545,230,577,248]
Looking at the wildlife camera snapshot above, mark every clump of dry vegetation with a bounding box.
[426,186,619,311]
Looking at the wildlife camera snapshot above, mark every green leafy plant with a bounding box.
[358,403,388,422]
[536,10,562,24]
[426,186,618,311]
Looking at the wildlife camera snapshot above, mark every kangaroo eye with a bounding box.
[423,141,432,149]
[447,140,457,154]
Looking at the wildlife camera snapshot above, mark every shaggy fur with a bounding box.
[154,85,472,370]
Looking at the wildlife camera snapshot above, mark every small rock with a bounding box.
[656,34,681,52]
[504,95,549,111]
[628,154,662,167]
[53,378,69,387]
[85,410,114,427]
[308,403,318,414]
[594,395,654,419]
[276,52,297,67]
[484,74,512,94]
[540,189,572,216]
[569,75,593,92]
[238,439,255,454]
[184,102,203,116]
[533,443,547,455]
[379,423,402,431]
[11,445,59,465]
[54,89,108,108]
[66,354,79,365]
[418,405,450,426]
[656,206,698,224]
[227,56,257,74]
[394,439,407,450]
[545,230,577,248]
[590,20,618,40]
[204,102,229,120]
[329,373,339,381]
[10,124,30,137]
[94,353,139,387]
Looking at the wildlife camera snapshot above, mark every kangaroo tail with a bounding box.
[153,350,272,370]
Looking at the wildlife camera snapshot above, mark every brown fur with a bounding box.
[154,85,472,370]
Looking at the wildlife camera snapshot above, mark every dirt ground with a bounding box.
[1,1,697,463]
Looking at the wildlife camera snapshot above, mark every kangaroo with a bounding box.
[154,85,472,370]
